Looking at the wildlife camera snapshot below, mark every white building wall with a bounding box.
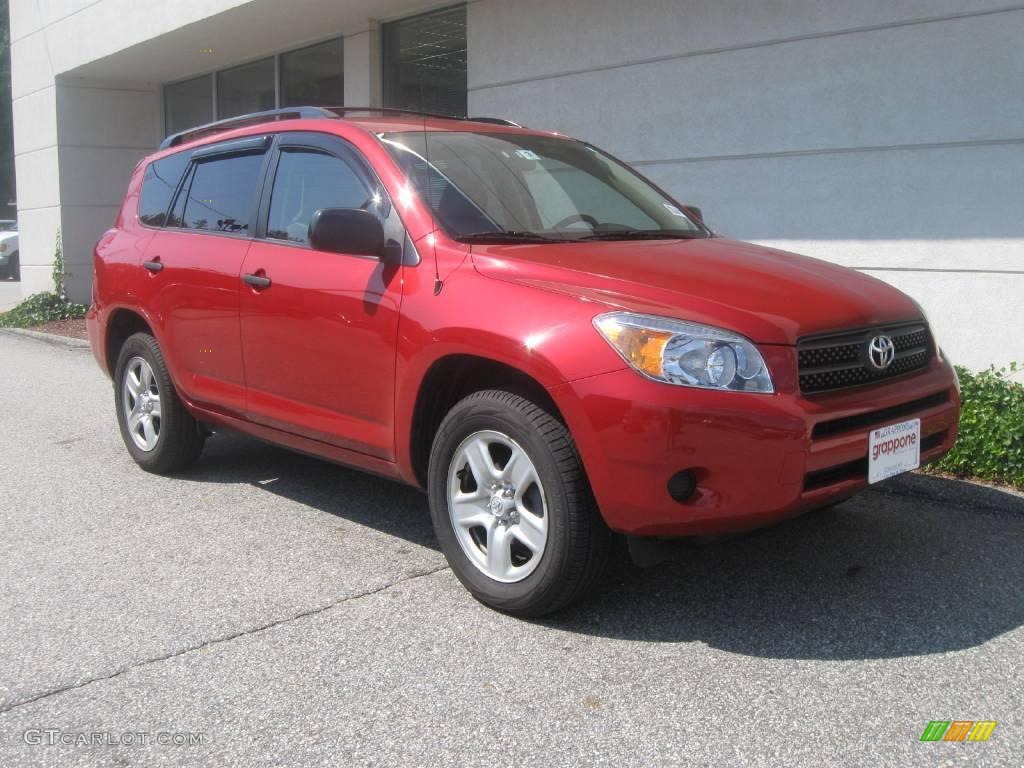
[9,0,250,299]
[8,0,1023,371]
[8,0,406,302]
[56,78,163,300]
[468,0,1024,371]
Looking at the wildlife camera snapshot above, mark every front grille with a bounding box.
[803,430,948,491]
[798,322,932,394]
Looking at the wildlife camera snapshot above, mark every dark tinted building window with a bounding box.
[281,39,344,107]
[382,4,467,117]
[139,152,191,227]
[165,75,213,135]
[217,58,275,119]
[267,150,369,244]
[180,153,264,234]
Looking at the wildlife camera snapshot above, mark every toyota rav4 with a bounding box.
[87,107,960,616]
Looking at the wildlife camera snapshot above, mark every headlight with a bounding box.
[593,311,774,393]
[0,243,6,252]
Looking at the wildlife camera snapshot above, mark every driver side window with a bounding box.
[267,149,370,245]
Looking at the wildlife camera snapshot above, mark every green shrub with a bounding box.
[929,364,1024,488]
[52,227,69,301]
[0,291,88,328]
[0,228,87,328]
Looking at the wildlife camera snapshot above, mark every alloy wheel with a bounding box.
[122,356,162,451]
[446,430,549,583]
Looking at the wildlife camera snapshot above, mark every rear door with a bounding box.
[238,132,405,459]
[142,136,271,415]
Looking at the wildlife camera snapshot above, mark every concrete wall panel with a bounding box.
[12,87,58,155]
[56,81,161,149]
[469,0,1019,90]
[14,206,62,296]
[10,31,55,99]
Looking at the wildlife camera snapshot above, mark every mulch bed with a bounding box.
[30,318,89,340]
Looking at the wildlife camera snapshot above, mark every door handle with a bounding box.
[142,260,163,272]
[242,273,272,289]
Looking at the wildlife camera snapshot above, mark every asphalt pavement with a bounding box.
[0,330,1021,767]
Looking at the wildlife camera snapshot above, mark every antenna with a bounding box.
[418,83,444,296]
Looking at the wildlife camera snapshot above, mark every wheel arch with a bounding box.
[104,307,156,377]
[407,353,565,489]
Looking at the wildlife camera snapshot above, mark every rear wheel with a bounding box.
[428,390,610,616]
[114,332,204,473]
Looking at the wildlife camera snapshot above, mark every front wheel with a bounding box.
[114,332,204,474]
[428,390,610,617]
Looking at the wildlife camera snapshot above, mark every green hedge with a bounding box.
[930,364,1024,488]
[0,292,88,328]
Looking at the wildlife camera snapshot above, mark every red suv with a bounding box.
[87,107,960,616]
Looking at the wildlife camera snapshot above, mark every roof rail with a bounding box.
[466,117,523,127]
[158,107,335,150]
[326,107,523,127]
[157,106,525,151]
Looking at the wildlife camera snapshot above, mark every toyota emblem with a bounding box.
[867,334,896,370]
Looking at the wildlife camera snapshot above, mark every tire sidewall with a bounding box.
[428,395,575,612]
[114,334,184,471]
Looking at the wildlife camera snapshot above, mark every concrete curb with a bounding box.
[0,327,91,350]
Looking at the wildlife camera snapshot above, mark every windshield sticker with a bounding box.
[514,150,540,161]
[663,204,687,218]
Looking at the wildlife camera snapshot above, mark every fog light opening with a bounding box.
[667,469,697,503]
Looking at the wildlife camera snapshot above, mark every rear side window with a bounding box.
[267,150,370,244]
[138,152,190,227]
[180,152,264,235]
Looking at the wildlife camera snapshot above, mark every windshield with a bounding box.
[0,220,16,232]
[379,131,706,242]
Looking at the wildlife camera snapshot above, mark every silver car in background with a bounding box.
[0,220,19,281]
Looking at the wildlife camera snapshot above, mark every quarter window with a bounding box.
[180,153,265,234]
[139,152,191,227]
[267,150,370,245]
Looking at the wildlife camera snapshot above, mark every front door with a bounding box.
[143,138,269,415]
[239,133,404,459]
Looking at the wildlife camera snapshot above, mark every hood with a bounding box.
[469,236,922,345]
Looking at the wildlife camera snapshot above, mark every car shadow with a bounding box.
[178,429,438,549]
[179,430,1024,661]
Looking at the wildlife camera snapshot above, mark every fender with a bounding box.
[392,247,626,482]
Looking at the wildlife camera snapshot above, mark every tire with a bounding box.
[114,332,204,474]
[428,390,610,617]
[9,252,19,281]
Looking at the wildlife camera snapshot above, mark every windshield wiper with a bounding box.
[575,229,706,241]
[456,230,562,244]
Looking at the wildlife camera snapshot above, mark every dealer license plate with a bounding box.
[868,418,921,484]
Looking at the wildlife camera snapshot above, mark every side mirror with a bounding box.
[681,204,703,224]
[309,208,385,257]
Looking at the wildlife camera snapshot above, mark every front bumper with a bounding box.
[550,354,959,536]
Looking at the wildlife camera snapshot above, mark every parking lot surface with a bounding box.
[0,330,1021,767]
